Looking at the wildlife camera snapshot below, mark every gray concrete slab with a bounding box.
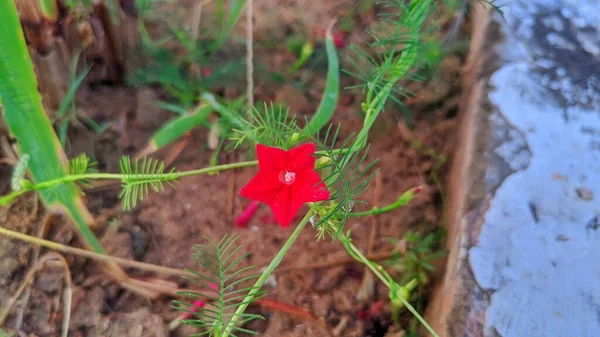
[469,0,600,335]
[427,1,600,336]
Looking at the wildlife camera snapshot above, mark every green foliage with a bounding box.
[201,92,251,139]
[303,31,340,135]
[174,235,264,336]
[231,103,298,150]
[128,0,247,105]
[56,52,93,147]
[290,41,314,73]
[119,156,180,210]
[310,125,378,240]
[386,230,446,286]
[68,153,95,175]
[68,153,97,190]
[214,0,247,50]
[347,0,434,148]
[0,0,107,254]
[229,30,340,150]
[148,104,213,150]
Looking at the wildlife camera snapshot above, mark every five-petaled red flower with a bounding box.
[240,143,330,227]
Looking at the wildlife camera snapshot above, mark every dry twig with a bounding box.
[245,0,254,116]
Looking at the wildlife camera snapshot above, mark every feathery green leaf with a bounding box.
[175,234,263,336]
[118,156,180,210]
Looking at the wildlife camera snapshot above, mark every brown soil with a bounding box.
[0,2,468,336]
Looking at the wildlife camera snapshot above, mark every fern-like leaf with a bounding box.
[68,153,97,191]
[118,156,180,210]
[310,124,379,239]
[173,235,264,337]
[230,102,299,150]
[69,153,96,175]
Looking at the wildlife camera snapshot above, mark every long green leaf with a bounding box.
[148,104,212,151]
[304,30,339,135]
[0,1,106,255]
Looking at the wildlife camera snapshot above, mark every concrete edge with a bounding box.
[424,4,495,336]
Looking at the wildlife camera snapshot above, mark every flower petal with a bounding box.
[240,171,280,204]
[296,171,331,202]
[268,186,305,227]
[286,143,316,172]
[256,144,286,173]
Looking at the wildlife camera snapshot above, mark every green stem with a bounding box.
[349,201,406,217]
[222,208,315,337]
[343,240,439,337]
[349,187,420,218]
[0,160,259,205]
[1,147,347,206]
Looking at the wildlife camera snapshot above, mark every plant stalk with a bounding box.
[349,187,421,218]
[221,208,315,337]
[342,239,439,337]
[1,147,347,205]
[0,160,259,204]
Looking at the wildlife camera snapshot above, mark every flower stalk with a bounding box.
[340,235,439,337]
[349,186,422,217]
[222,207,315,337]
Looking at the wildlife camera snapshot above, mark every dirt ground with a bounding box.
[0,1,469,336]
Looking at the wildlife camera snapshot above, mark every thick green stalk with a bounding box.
[222,208,315,337]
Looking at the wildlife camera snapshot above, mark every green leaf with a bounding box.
[175,234,263,336]
[303,30,340,135]
[290,41,314,73]
[0,1,106,254]
[149,104,212,150]
[348,0,434,151]
[217,0,247,48]
[201,92,248,131]
[153,100,189,115]
[119,156,180,210]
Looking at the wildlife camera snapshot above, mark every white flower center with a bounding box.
[279,170,296,185]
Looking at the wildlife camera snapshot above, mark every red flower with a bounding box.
[240,143,330,227]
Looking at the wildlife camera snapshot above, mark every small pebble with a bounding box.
[576,187,593,201]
